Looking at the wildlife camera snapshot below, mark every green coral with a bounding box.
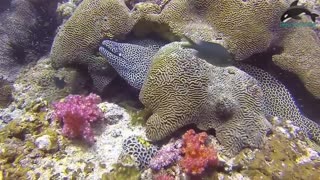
[233,132,320,179]
[140,42,269,156]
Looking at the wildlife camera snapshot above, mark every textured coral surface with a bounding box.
[50,0,136,91]
[140,42,269,156]
[273,28,320,98]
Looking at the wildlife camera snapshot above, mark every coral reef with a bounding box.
[146,0,289,60]
[101,163,140,180]
[50,0,136,91]
[0,78,13,108]
[13,57,88,110]
[52,93,103,144]
[99,39,166,89]
[179,129,218,175]
[26,102,146,179]
[122,135,159,169]
[215,117,320,179]
[0,100,66,179]
[140,42,270,156]
[0,0,59,82]
[272,28,320,98]
[237,63,320,145]
[149,140,182,171]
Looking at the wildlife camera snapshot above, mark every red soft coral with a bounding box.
[52,93,103,144]
[179,129,218,175]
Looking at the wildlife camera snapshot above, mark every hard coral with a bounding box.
[52,93,103,144]
[140,42,269,156]
[50,0,136,91]
[272,28,320,99]
[148,0,289,60]
[179,129,218,175]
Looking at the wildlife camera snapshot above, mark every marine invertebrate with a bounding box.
[149,140,182,170]
[52,93,103,144]
[140,42,270,156]
[148,0,289,60]
[122,135,159,169]
[272,28,320,98]
[179,129,218,175]
[237,63,320,144]
[50,0,136,91]
[99,39,166,89]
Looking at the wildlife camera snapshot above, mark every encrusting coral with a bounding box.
[50,0,136,92]
[237,63,320,145]
[140,42,270,156]
[52,93,103,144]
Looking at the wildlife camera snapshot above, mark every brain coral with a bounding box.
[50,0,136,91]
[140,42,270,156]
[272,28,320,99]
[237,63,320,144]
[146,0,289,60]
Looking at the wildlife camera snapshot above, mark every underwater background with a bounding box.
[0,0,320,179]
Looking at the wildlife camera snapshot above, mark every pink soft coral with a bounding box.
[52,93,103,144]
[179,129,218,175]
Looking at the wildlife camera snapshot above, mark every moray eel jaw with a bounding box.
[99,39,165,90]
[99,39,142,89]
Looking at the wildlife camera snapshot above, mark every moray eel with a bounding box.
[237,63,320,144]
[99,39,166,89]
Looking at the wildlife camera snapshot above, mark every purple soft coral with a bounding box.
[52,93,103,144]
[149,140,182,171]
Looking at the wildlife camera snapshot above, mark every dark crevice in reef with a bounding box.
[132,20,180,41]
[0,0,60,81]
[242,47,320,124]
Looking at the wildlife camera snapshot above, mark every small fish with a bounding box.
[181,35,234,67]
[53,76,66,89]
[281,0,319,22]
